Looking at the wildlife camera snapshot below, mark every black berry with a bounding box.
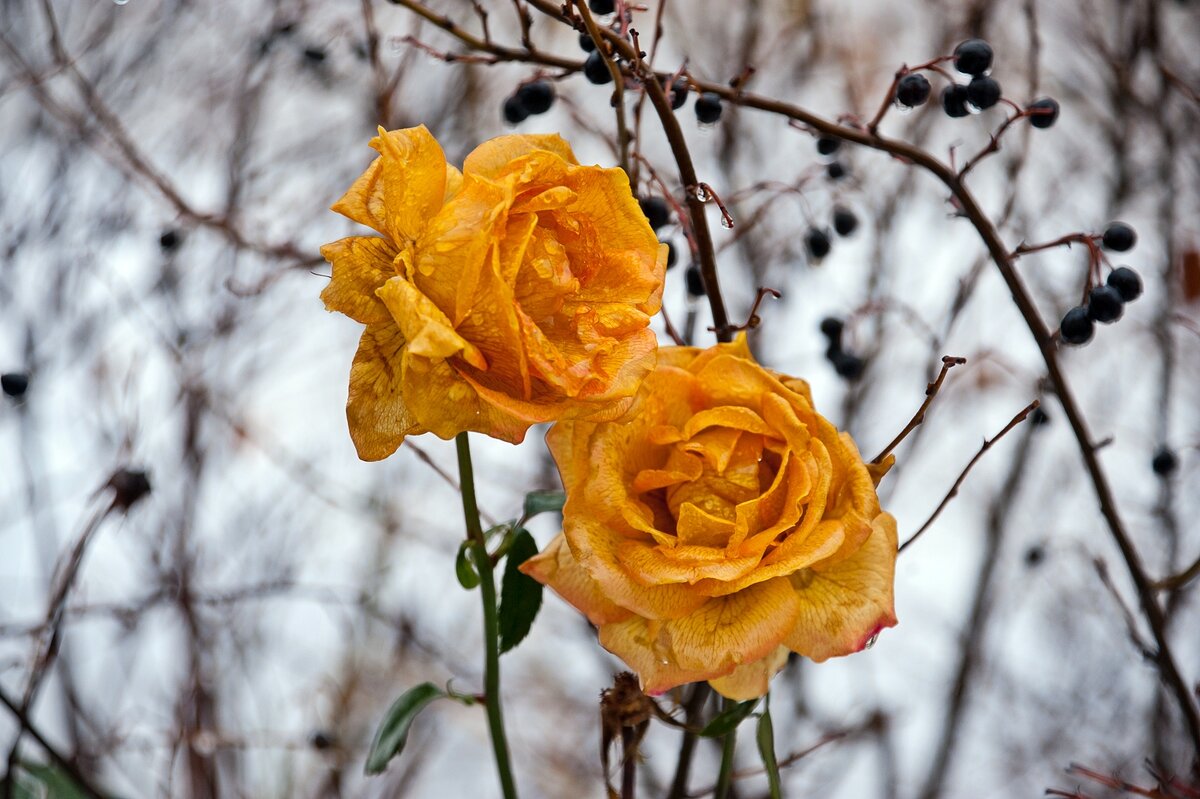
[1059,305,1094,345]
[826,161,847,180]
[685,264,706,297]
[1026,98,1059,129]
[805,227,832,260]
[1030,406,1050,426]
[942,84,970,118]
[583,51,612,84]
[1,372,28,398]
[503,95,530,124]
[1101,222,1136,252]
[895,73,932,107]
[833,351,865,380]
[816,136,841,156]
[1107,266,1143,302]
[694,92,723,124]
[832,207,859,237]
[664,240,677,269]
[1024,545,1045,567]
[639,197,671,230]
[579,32,596,52]
[159,228,181,252]
[303,46,327,64]
[966,76,1001,110]
[819,317,844,340]
[1087,285,1125,324]
[1151,446,1178,476]
[588,0,615,13]
[668,78,689,110]
[309,731,334,750]
[517,81,555,114]
[953,39,994,76]
[109,468,152,510]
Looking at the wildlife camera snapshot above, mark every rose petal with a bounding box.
[663,576,800,673]
[332,125,448,244]
[521,534,632,626]
[463,133,579,179]
[377,277,487,369]
[708,646,789,700]
[345,322,420,460]
[320,236,398,325]
[598,617,717,695]
[783,512,899,662]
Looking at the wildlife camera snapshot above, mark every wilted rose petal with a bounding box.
[523,335,898,699]
[321,125,666,459]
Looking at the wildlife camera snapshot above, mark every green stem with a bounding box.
[713,699,738,799]
[455,432,519,799]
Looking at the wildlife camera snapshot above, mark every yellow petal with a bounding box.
[708,646,789,700]
[598,617,716,695]
[662,576,800,673]
[345,322,420,461]
[463,133,579,179]
[520,534,632,626]
[783,512,898,662]
[563,507,709,621]
[320,236,398,325]
[377,276,487,369]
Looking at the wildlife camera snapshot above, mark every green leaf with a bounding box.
[364,682,446,775]
[455,541,480,590]
[497,528,544,654]
[521,490,565,522]
[698,698,759,737]
[756,701,782,799]
[15,761,101,799]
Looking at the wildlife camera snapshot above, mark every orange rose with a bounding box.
[321,126,666,460]
[521,336,897,700]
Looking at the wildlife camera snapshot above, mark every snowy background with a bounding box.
[1,0,1198,797]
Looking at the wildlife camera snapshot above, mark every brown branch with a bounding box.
[872,356,967,464]
[1152,552,1200,592]
[665,684,710,799]
[899,400,1039,554]
[373,0,1200,759]
[573,0,630,174]
[1094,558,1155,658]
[386,0,579,71]
[516,0,732,343]
[0,686,107,799]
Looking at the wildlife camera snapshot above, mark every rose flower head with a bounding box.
[321,126,666,460]
[522,336,897,700]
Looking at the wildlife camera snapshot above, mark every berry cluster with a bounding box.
[891,39,1060,129]
[815,134,849,181]
[804,205,859,264]
[819,317,865,380]
[939,39,1002,113]
[1058,223,1143,346]
[575,7,711,125]
[503,80,556,124]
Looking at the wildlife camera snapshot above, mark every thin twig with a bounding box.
[872,356,967,464]
[899,400,1039,554]
[1152,552,1200,592]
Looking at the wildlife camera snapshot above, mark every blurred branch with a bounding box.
[1152,554,1200,593]
[0,686,106,799]
[0,4,320,270]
